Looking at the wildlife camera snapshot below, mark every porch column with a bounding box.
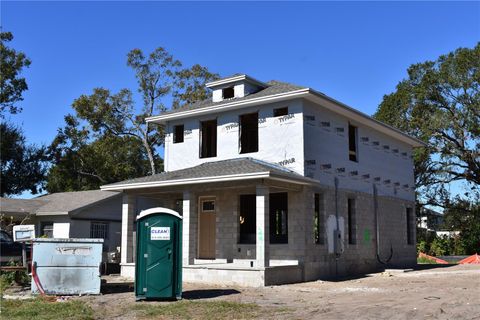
[256,185,270,268]
[121,193,135,264]
[182,191,196,266]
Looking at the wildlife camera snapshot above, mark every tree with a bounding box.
[46,115,153,192]
[442,199,480,254]
[0,31,46,196]
[374,43,480,207]
[0,31,31,116]
[1,123,46,196]
[172,64,219,109]
[47,47,218,190]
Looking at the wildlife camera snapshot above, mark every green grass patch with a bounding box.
[417,256,438,264]
[0,297,94,320]
[132,300,285,320]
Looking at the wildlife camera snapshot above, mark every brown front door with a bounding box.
[198,198,216,259]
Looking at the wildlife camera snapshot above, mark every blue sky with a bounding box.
[2,1,479,198]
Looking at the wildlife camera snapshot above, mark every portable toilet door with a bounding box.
[135,207,182,300]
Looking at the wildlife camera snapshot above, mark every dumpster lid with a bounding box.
[31,238,104,243]
[137,207,183,220]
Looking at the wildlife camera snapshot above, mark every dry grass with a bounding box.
[0,296,94,320]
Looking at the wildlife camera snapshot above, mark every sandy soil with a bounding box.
[73,264,480,320]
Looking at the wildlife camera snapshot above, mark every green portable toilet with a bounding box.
[135,207,182,300]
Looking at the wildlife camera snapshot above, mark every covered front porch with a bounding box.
[101,158,314,286]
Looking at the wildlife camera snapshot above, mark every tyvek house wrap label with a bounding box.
[151,227,170,240]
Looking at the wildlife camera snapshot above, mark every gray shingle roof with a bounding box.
[0,190,121,215]
[162,80,306,116]
[0,198,47,215]
[101,158,310,188]
[35,190,121,213]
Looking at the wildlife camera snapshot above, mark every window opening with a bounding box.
[173,124,184,143]
[349,124,358,162]
[270,193,288,244]
[239,113,258,154]
[239,194,256,244]
[222,87,235,99]
[200,119,217,158]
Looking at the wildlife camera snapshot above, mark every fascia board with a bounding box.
[206,75,268,88]
[268,174,314,186]
[100,172,272,191]
[306,89,426,148]
[146,89,310,124]
[205,75,247,87]
[35,211,69,216]
[100,171,313,191]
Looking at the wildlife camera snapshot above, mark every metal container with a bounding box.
[31,238,103,295]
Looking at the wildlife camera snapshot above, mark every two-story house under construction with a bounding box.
[101,74,425,286]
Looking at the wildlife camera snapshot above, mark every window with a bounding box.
[222,86,235,99]
[173,124,184,143]
[270,193,288,244]
[91,222,109,239]
[347,199,356,245]
[273,107,288,117]
[200,119,217,158]
[40,222,53,238]
[239,194,256,244]
[202,200,215,212]
[239,112,258,154]
[406,208,414,245]
[314,193,325,244]
[348,123,358,162]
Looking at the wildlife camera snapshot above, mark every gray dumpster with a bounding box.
[31,238,103,295]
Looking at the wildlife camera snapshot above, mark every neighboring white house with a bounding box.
[101,74,425,286]
[418,207,460,238]
[0,190,124,252]
[418,207,444,231]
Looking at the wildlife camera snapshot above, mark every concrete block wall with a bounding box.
[190,181,415,275]
[303,100,415,202]
[268,189,308,261]
[302,185,416,281]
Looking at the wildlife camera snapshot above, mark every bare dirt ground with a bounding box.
[72,264,480,320]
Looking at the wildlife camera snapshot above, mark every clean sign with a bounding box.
[151,227,170,240]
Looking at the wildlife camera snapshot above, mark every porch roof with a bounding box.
[100,158,314,191]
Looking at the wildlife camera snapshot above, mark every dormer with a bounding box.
[206,74,268,103]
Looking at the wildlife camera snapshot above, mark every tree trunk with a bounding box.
[142,136,156,175]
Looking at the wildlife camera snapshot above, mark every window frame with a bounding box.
[239,112,259,154]
[270,192,288,244]
[222,86,235,99]
[348,123,358,162]
[314,193,325,245]
[201,199,215,212]
[40,221,54,238]
[406,207,414,245]
[273,107,288,117]
[199,119,217,158]
[238,194,256,244]
[347,198,356,245]
[173,124,184,144]
[90,221,109,240]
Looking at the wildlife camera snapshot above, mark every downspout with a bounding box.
[374,183,393,265]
